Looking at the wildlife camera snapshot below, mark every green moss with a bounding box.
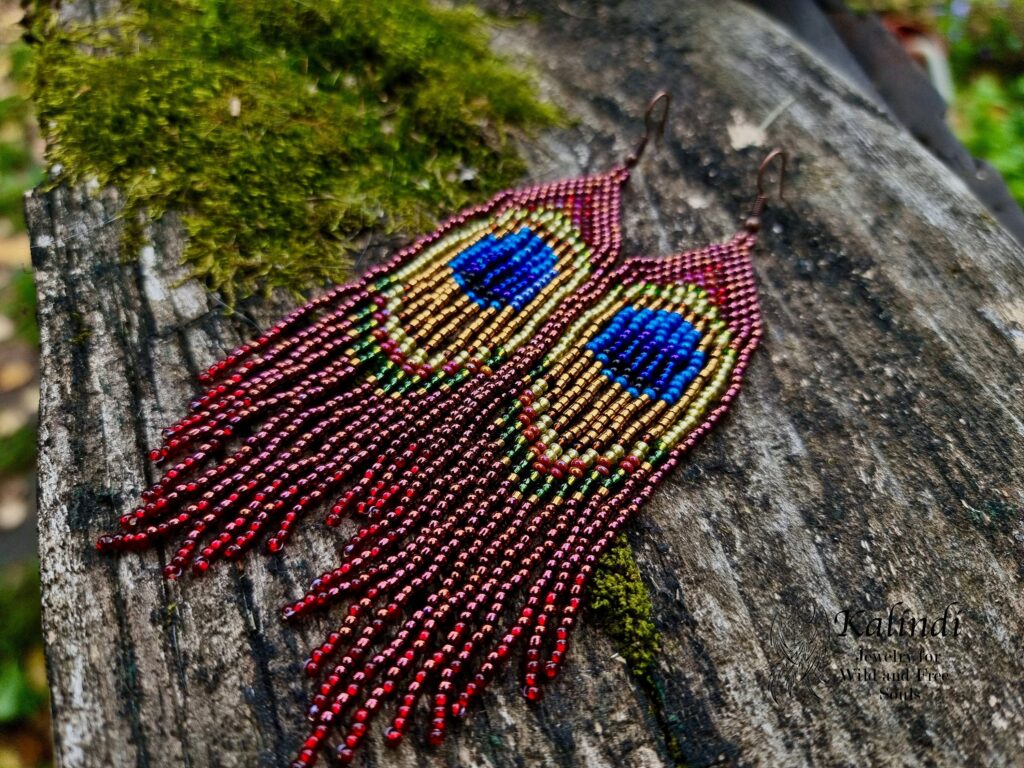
[67,310,91,346]
[591,535,684,764]
[590,532,661,686]
[28,0,556,303]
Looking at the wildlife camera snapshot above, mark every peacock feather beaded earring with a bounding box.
[281,150,786,765]
[96,93,673,576]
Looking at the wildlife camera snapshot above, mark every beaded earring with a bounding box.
[282,150,786,765]
[96,93,673,576]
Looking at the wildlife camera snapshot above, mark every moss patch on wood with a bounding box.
[28,0,556,303]
[589,533,683,763]
[589,532,661,686]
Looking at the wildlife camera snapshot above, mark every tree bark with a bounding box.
[28,1,1024,766]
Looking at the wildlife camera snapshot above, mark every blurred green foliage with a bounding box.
[1,9,47,768]
[851,1,1024,205]
[938,0,1024,79]
[0,425,35,477]
[0,269,38,348]
[29,0,557,303]
[0,565,46,725]
[0,40,41,231]
[941,2,1024,202]
[0,266,39,480]
[954,72,1024,201]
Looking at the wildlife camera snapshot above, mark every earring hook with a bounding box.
[745,148,788,232]
[624,91,672,168]
[757,148,787,200]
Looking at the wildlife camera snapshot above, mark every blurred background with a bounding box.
[0,0,46,764]
[1,1,1023,766]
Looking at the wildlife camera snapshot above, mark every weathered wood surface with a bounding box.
[28,1,1024,766]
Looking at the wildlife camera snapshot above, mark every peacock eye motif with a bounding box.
[369,203,600,379]
[511,277,738,482]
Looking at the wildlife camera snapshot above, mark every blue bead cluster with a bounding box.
[449,228,557,311]
[586,307,705,403]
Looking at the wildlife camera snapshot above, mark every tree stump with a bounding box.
[27,1,1024,766]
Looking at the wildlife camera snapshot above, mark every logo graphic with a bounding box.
[767,601,832,702]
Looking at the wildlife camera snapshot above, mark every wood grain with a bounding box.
[29,1,1024,766]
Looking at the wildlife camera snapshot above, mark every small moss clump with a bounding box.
[592,536,684,763]
[29,0,556,303]
[590,532,662,686]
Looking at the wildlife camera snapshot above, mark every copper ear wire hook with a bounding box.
[624,91,672,168]
[757,148,787,201]
[746,148,788,231]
